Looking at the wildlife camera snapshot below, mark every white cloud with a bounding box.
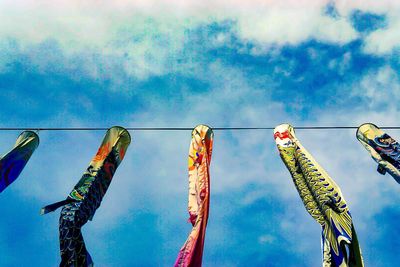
[335,0,400,15]
[4,0,400,77]
[0,0,358,77]
[335,0,400,54]
[363,16,400,54]
[235,5,357,47]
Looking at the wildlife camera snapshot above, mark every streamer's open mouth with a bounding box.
[274,124,296,147]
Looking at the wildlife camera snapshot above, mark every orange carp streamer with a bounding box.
[174,125,213,267]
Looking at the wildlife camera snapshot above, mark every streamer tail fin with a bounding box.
[348,224,364,267]
[40,198,77,215]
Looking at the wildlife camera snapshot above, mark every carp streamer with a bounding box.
[0,131,39,193]
[274,124,363,267]
[41,126,131,267]
[174,125,213,267]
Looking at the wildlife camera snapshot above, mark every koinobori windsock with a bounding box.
[274,124,363,267]
[174,125,213,267]
[0,131,39,193]
[40,126,131,267]
[357,123,400,184]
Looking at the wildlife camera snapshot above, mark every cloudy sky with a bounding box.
[1,0,400,266]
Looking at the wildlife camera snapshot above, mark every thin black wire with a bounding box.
[0,126,400,131]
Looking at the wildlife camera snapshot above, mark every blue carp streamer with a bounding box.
[0,131,39,193]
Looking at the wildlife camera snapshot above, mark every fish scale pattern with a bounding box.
[357,123,400,183]
[59,152,117,266]
[59,202,93,267]
[278,146,331,225]
[0,131,39,193]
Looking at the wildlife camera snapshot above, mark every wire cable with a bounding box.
[0,126,400,131]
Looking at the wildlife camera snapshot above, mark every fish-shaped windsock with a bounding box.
[41,126,131,267]
[174,125,213,267]
[356,123,400,184]
[274,124,363,267]
[0,131,39,193]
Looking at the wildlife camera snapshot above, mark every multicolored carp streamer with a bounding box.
[274,124,363,267]
[357,123,400,184]
[41,126,131,267]
[174,125,213,267]
[0,131,39,193]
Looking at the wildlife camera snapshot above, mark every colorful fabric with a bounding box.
[174,125,213,267]
[274,124,364,267]
[0,131,39,193]
[357,123,400,184]
[41,126,131,267]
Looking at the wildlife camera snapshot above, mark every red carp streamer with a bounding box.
[174,125,213,267]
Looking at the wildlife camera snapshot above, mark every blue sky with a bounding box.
[1,1,400,266]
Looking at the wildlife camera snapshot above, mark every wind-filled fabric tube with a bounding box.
[274,124,363,267]
[174,125,213,267]
[41,126,131,267]
[357,123,400,184]
[0,131,39,193]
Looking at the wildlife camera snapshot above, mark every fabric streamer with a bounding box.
[357,123,400,184]
[174,125,213,267]
[40,126,131,267]
[274,124,364,267]
[0,131,39,193]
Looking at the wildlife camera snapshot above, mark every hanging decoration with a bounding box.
[40,126,131,267]
[274,123,364,267]
[174,125,213,267]
[0,131,39,193]
[357,123,400,184]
